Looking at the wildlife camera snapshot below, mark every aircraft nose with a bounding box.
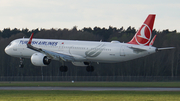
[4,46,10,55]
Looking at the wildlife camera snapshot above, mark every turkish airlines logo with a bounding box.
[135,24,151,45]
[85,44,105,57]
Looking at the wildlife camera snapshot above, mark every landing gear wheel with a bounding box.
[64,66,68,72]
[86,66,94,72]
[59,66,68,72]
[19,64,24,68]
[19,58,24,68]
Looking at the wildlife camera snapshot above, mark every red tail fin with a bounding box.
[128,14,156,46]
[149,35,156,46]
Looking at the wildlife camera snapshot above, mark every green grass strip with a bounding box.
[0,90,180,101]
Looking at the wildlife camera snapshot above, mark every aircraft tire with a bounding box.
[64,66,68,72]
[86,66,94,72]
[19,64,24,68]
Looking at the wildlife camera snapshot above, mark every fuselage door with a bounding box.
[120,46,125,56]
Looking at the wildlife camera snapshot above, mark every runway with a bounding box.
[0,87,180,91]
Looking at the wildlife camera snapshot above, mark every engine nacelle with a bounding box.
[31,53,51,66]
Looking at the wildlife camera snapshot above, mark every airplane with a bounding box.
[4,14,174,72]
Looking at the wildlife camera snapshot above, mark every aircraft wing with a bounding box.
[27,33,75,61]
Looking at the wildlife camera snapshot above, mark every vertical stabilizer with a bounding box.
[149,35,157,46]
[128,14,156,46]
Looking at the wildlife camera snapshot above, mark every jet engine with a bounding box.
[31,53,51,66]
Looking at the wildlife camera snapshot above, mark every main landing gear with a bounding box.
[59,59,68,72]
[86,66,94,72]
[59,66,68,72]
[59,63,94,72]
[19,57,24,68]
[59,65,94,72]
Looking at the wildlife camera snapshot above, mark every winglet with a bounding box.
[27,33,42,51]
[27,33,34,44]
[149,35,156,46]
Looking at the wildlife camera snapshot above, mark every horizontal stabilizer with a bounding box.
[157,47,175,51]
[128,46,147,53]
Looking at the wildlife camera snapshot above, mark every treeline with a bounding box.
[0,26,179,76]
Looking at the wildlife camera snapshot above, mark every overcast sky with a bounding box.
[0,0,180,32]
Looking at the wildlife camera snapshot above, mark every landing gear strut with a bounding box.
[19,57,24,68]
[59,66,68,72]
[59,58,68,72]
[86,66,94,72]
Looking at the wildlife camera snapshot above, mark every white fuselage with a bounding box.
[5,38,156,63]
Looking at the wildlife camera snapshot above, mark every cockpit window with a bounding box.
[8,43,12,46]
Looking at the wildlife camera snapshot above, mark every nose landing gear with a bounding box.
[19,57,24,68]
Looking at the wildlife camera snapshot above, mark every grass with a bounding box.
[0,82,180,101]
[0,82,180,87]
[0,90,180,101]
